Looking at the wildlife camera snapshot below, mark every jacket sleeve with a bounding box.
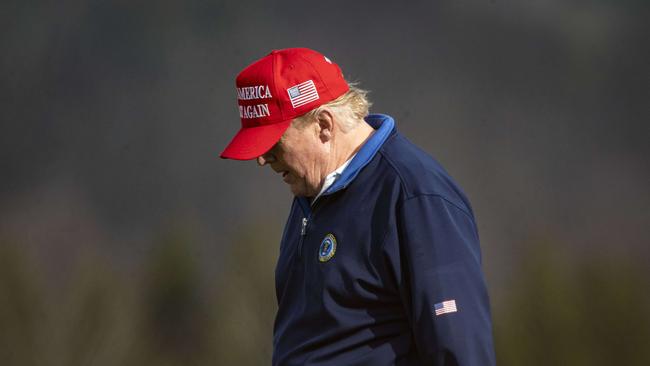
[386,194,496,366]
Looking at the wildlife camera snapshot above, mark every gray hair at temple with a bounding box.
[294,82,372,133]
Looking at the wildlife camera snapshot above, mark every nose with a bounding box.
[256,156,267,166]
[257,152,276,166]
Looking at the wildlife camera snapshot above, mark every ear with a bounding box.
[316,109,334,143]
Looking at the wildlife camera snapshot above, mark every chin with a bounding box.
[290,185,313,198]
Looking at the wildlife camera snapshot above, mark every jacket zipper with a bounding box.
[298,217,309,258]
[296,196,326,259]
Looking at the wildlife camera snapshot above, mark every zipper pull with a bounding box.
[300,217,308,236]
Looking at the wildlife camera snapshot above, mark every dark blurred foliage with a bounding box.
[494,244,650,365]
[1,233,649,365]
[1,0,649,364]
[139,231,209,364]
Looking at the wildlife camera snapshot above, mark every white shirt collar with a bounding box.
[311,154,357,205]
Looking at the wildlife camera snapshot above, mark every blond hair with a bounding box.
[294,83,371,132]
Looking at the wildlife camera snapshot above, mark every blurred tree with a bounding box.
[0,241,44,366]
[135,229,209,366]
[56,251,136,366]
[210,225,280,366]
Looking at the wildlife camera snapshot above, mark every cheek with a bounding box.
[283,151,308,173]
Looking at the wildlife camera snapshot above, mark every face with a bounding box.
[257,121,329,197]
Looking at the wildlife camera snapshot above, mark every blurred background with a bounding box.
[1,0,649,365]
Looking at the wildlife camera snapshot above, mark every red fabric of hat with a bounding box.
[220,48,349,160]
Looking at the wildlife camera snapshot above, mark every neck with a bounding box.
[327,120,375,174]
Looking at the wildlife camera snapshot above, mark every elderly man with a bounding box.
[221,48,496,366]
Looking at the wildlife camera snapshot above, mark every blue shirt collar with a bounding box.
[297,114,395,213]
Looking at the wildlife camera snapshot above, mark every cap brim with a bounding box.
[220,120,292,160]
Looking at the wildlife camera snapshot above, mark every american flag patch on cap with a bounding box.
[434,299,457,316]
[287,79,319,108]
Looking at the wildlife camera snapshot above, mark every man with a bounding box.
[221,48,496,366]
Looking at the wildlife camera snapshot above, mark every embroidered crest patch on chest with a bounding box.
[318,233,337,262]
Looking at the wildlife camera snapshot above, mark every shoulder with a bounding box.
[376,132,475,217]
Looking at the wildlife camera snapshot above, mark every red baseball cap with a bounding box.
[220,48,350,160]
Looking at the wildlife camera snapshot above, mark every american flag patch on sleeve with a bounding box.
[287,79,319,108]
[434,299,458,316]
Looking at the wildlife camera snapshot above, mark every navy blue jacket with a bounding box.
[273,114,496,366]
